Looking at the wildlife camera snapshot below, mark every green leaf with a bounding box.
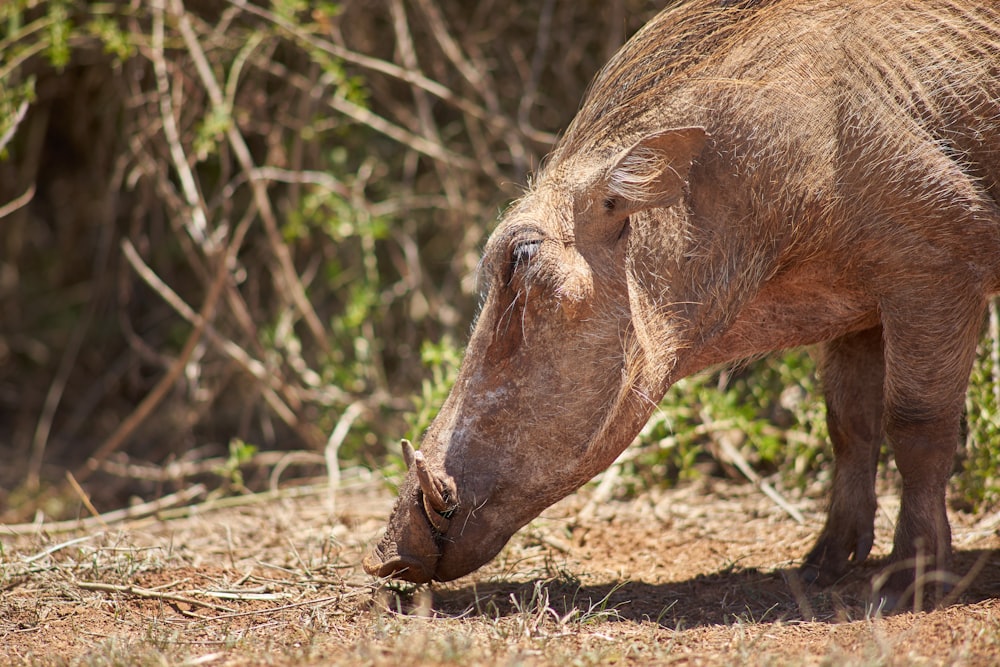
[45,0,71,68]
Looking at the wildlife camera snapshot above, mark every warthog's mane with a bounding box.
[548,0,1000,191]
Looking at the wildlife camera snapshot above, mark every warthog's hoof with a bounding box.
[869,560,957,613]
[801,529,874,586]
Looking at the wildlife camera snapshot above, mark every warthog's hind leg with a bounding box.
[872,283,983,609]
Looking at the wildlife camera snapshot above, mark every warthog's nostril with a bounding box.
[363,529,438,584]
[363,554,434,583]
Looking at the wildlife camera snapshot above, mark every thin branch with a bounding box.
[171,0,330,354]
[413,0,498,112]
[23,534,103,564]
[227,0,553,142]
[518,0,556,132]
[0,183,35,219]
[151,0,213,248]
[118,236,328,447]
[64,471,108,529]
[1,485,208,535]
[189,593,358,622]
[28,245,92,488]
[0,39,47,86]
[325,401,365,518]
[1,481,341,535]
[75,233,232,481]
[99,450,325,484]
[708,418,806,525]
[76,580,236,614]
[390,0,464,206]
[268,451,327,492]
[324,85,476,169]
[247,166,350,198]
[0,98,30,155]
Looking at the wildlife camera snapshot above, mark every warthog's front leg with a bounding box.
[802,326,884,585]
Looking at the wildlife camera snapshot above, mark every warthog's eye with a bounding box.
[508,238,542,283]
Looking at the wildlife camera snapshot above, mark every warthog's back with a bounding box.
[564,1,1000,144]
[558,0,1000,220]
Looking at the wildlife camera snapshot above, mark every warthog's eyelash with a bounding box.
[508,238,542,283]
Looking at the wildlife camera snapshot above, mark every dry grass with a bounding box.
[2,470,999,666]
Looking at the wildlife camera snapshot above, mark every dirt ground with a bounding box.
[2,470,999,666]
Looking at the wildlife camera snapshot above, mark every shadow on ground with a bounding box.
[422,548,1000,628]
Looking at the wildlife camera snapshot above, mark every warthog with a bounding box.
[364,0,1000,603]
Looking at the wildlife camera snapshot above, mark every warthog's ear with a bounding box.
[606,127,707,210]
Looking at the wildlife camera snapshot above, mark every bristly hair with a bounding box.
[607,145,669,204]
[546,0,1000,184]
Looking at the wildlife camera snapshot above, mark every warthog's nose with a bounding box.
[362,546,434,583]
[363,464,444,584]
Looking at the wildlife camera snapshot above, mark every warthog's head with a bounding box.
[364,127,708,583]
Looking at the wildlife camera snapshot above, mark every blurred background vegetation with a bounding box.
[1,0,997,523]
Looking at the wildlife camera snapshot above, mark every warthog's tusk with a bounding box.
[401,438,417,470]
[400,440,456,533]
[413,450,450,513]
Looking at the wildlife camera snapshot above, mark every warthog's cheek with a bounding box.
[432,520,514,582]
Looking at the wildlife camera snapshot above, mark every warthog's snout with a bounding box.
[363,440,463,583]
[364,440,525,583]
[362,537,435,584]
[362,472,441,583]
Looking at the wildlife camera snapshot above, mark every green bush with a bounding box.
[957,312,1000,510]
[622,351,828,493]
[1,1,997,519]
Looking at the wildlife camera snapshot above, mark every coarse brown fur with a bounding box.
[365,0,1000,608]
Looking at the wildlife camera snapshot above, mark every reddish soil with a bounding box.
[2,474,999,665]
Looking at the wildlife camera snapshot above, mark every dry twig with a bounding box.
[0,99,29,154]
[710,423,806,525]
[74,238,231,481]
[1,484,208,535]
[325,401,366,518]
[76,580,237,614]
[0,183,34,219]
[64,472,108,529]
